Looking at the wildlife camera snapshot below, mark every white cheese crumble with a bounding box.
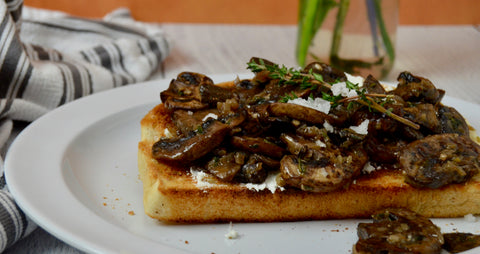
[381,82,396,92]
[190,169,284,193]
[190,169,218,189]
[242,172,285,193]
[464,213,477,222]
[225,222,239,239]
[349,119,370,135]
[323,121,334,133]
[362,162,377,174]
[202,113,218,122]
[288,97,331,114]
[285,73,364,116]
[315,139,326,148]
[345,72,365,86]
[331,82,358,98]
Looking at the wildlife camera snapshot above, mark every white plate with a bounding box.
[5,74,480,254]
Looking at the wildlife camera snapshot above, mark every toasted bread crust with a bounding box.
[138,103,480,223]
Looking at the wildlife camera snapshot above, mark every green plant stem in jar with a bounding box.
[296,0,398,79]
[296,0,338,67]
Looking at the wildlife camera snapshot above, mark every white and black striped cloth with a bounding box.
[0,0,170,251]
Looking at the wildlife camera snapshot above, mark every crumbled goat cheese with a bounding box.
[323,121,334,133]
[381,82,396,92]
[464,213,477,222]
[190,169,284,193]
[202,113,218,121]
[286,73,364,116]
[362,162,377,174]
[331,82,358,98]
[242,172,285,193]
[225,222,239,239]
[288,97,331,114]
[350,119,370,135]
[315,139,326,148]
[190,169,217,188]
[345,72,365,86]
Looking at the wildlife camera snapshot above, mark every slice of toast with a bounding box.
[138,103,480,223]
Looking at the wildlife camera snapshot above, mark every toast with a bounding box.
[138,59,480,223]
[138,103,480,223]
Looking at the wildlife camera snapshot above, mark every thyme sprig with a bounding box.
[357,97,419,129]
[247,59,330,90]
[247,59,420,130]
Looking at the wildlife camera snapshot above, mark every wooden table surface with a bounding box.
[4,23,480,253]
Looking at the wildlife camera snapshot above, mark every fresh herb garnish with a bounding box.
[247,59,328,90]
[280,91,299,103]
[298,158,306,174]
[322,92,343,107]
[247,59,420,130]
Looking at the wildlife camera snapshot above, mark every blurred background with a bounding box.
[23,0,480,25]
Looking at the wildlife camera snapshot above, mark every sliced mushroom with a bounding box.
[160,72,213,110]
[240,103,293,137]
[172,109,219,134]
[231,136,285,159]
[279,135,367,192]
[443,232,480,253]
[246,80,309,105]
[354,208,444,254]
[199,82,236,105]
[249,57,277,84]
[152,118,230,163]
[403,103,440,133]
[206,150,247,181]
[295,124,329,140]
[269,102,333,125]
[279,150,366,192]
[176,71,213,86]
[400,133,480,189]
[437,104,469,136]
[364,134,408,164]
[280,133,329,160]
[392,72,443,104]
[235,154,279,183]
[363,118,408,163]
[233,79,265,104]
[328,103,359,126]
[363,74,386,94]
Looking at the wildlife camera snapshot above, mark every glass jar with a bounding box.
[296,0,398,79]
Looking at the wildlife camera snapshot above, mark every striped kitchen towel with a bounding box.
[0,0,170,251]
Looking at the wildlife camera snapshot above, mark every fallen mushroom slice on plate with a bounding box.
[354,208,480,254]
[443,232,480,253]
[353,208,444,254]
